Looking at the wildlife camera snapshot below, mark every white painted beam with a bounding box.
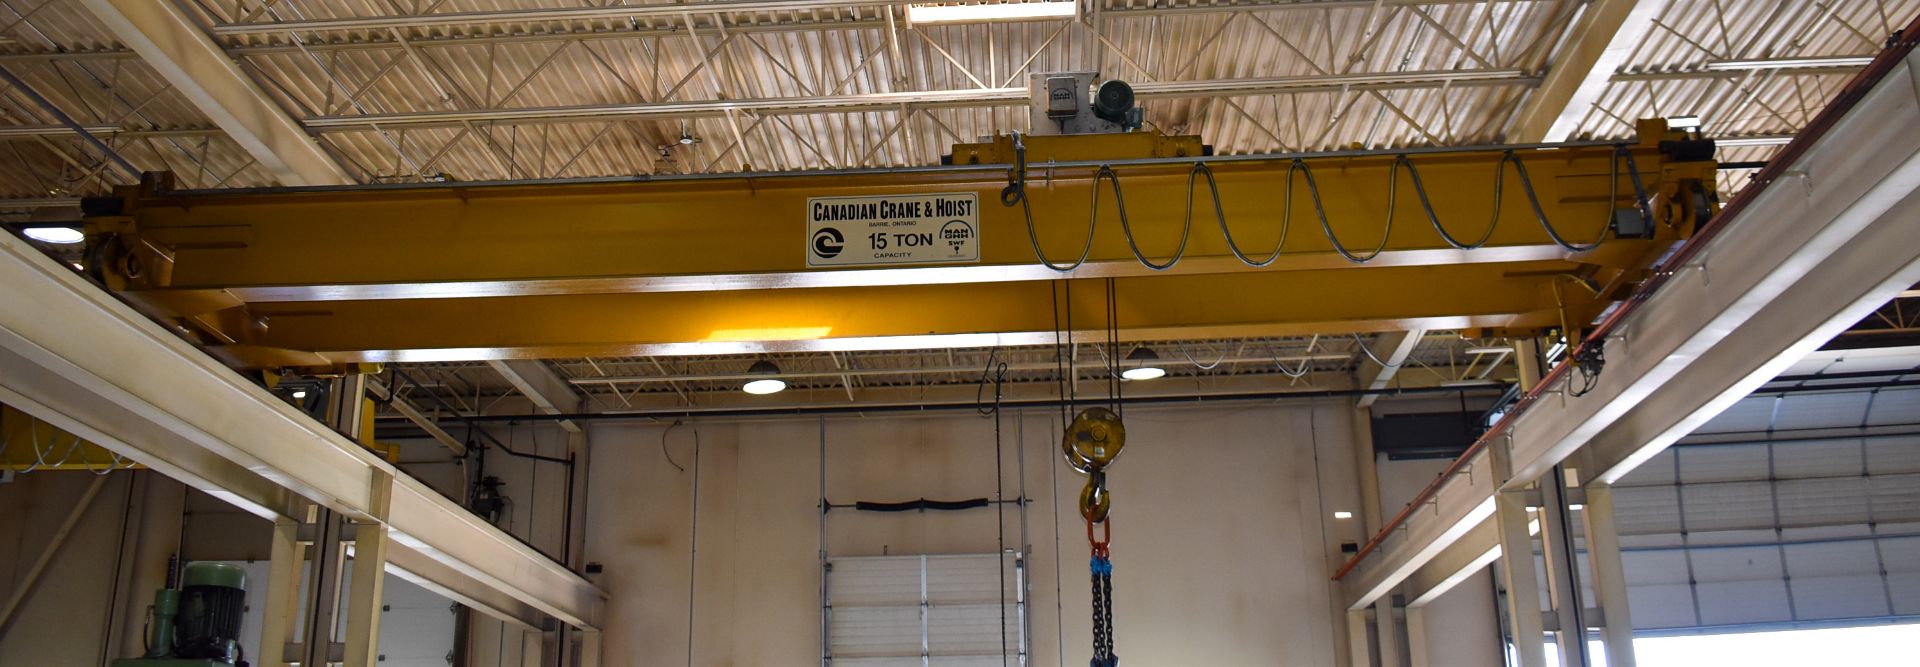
[0,231,602,629]
[75,0,353,186]
[1345,476,1499,610]
[385,542,541,629]
[1345,45,1920,610]
[1509,0,1671,142]
[368,378,467,455]
[303,69,1530,130]
[1355,329,1425,409]
[488,360,583,433]
[204,0,1543,35]
[1403,519,1501,608]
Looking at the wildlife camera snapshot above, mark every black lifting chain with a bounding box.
[1088,518,1116,667]
[1090,553,1116,667]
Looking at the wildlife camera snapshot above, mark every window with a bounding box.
[1637,623,1920,666]
[826,552,1026,666]
[1540,623,1920,667]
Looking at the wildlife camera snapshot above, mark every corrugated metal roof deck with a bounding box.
[8,0,1903,205]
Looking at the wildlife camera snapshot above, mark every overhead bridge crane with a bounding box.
[74,119,1718,371]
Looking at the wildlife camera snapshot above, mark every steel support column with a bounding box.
[521,628,545,666]
[1512,339,1542,393]
[345,470,395,667]
[259,516,305,667]
[1346,610,1373,667]
[299,374,369,666]
[1491,439,1546,667]
[1497,335,1550,667]
[301,506,347,666]
[1537,468,1589,667]
[1376,598,1405,667]
[1351,404,1384,534]
[1405,604,1431,667]
[1580,484,1636,666]
[578,628,603,667]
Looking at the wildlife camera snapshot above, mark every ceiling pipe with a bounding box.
[0,66,141,180]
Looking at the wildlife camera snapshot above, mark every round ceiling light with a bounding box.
[23,226,84,244]
[1120,347,1166,381]
[742,359,787,395]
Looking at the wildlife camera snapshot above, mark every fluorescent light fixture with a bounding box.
[1666,114,1701,129]
[703,326,834,342]
[742,359,787,395]
[291,390,308,399]
[1464,346,1512,355]
[1569,503,1585,511]
[1120,347,1166,381]
[23,226,83,244]
[906,1,1076,25]
[1715,135,1794,148]
[1704,56,1874,71]
[1333,511,1354,520]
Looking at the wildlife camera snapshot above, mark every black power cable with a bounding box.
[1218,160,1301,267]
[1511,145,1652,252]
[1001,142,1660,269]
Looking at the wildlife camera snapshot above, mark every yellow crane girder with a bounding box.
[0,405,137,472]
[79,122,1717,368]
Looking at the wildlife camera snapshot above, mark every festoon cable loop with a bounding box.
[1219,159,1305,267]
[1005,131,1099,272]
[1398,153,1504,250]
[1112,164,1194,271]
[1298,157,1398,263]
[1508,144,1652,252]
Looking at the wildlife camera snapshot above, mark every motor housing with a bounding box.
[173,562,247,664]
[114,561,249,666]
[1027,73,1143,135]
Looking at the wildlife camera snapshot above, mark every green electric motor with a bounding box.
[114,561,249,667]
